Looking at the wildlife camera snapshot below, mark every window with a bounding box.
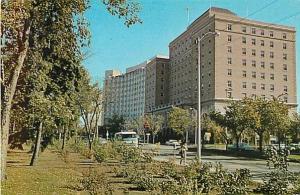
[270,31,274,37]
[252,28,256,34]
[261,29,265,35]
[227,91,232,98]
[252,60,256,67]
[270,41,274,48]
[284,86,288,92]
[261,51,265,57]
[270,52,274,58]
[270,63,274,69]
[228,57,232,64]
[252,49,256,56]
[227,69,232,76]
[242,48,246,55]
[227,24,232,31]
[261,61,265,68]
[242,37,246,44]
[261,40,265,46]
[242,26,247,33]
[242,70,247,77]
[252,83,256,89]
[227,80,232,87]
[252,71,256,78]
[283,53,287,60]
[284,96,288,103]
[227,46,232,53]
[242,82,247,89]
[283,33,287,39]
[283,64,287,71]
[261,84,265,90]
[242,59,247,66]
[261,73,265,79]
[283,43,287,49]
[228,35,232,42]
[242,93,247,97]
[270,74,274,80]
[270,84,274,91]
[283,75,287,81]
[252,38,256,45]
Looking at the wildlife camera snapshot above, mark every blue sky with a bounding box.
[84,0,300,100]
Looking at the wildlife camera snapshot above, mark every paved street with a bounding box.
[141,144,300,181]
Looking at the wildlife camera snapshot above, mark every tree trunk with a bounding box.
[258,132,264,152]
[30,122,43,166]
[87,133,92,151]
[236,137,240,150]
[61,125,66,151]
[1,28,30,179]
[152,134,155,144]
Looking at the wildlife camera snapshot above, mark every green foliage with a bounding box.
[80,168,113,195]
[106,114,125,135]
[257,147,297,195]
[144,114,164,142]
[168,107,195,139]
[214,164,251,195]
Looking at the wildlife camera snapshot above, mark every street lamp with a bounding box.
[196,31,220,161]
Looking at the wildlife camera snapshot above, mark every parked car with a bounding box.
[228,143,254,151]
[165,139,181,148]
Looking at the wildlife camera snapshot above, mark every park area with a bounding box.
[2,140,300,195]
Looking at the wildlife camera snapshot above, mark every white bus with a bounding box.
[114,131,139,147]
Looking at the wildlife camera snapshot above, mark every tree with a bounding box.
[1,0,142,180]
[106,114,125,135]
[75,71,103,151]
[144,114,164,144]
[125,116,145,136]
[168,107,195,142]
[289,113,300,143]
[209,111,231,150]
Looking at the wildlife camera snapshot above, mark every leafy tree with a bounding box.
[75,71,103,151]
[1,0,142,180]
[125,116,145,141]
[107,114,125,135]
[289,113,300,143]
[145,114,164,144]
[209,111,231,150]
[168,107,195,142]
[223,101,249,150]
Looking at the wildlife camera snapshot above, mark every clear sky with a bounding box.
[84,0,300,101]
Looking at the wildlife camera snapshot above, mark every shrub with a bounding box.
[214,164,251,195]
[80,168,113,195]
[257,147,297,195]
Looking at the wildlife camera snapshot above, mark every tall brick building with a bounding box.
[168,7,296,113]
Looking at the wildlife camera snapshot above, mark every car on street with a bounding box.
[115,131,139,147]
[165,140,181,148]
[228,143,254,151]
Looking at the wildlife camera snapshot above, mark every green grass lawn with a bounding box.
[289,154,300,160]
[1,146,148,195]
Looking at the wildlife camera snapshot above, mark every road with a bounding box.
[140,144,300,181]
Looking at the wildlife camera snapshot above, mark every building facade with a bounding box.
[145,55,170,113]
[103,62,146,123]
[168,7,297,113]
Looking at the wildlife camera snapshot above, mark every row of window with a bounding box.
[227,24,287,39]
[232,48,288,59]
[239,70,288,81]
[226,92,288,102]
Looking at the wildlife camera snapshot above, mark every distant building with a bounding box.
[103,61,146,124]
[145,55,170,113]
